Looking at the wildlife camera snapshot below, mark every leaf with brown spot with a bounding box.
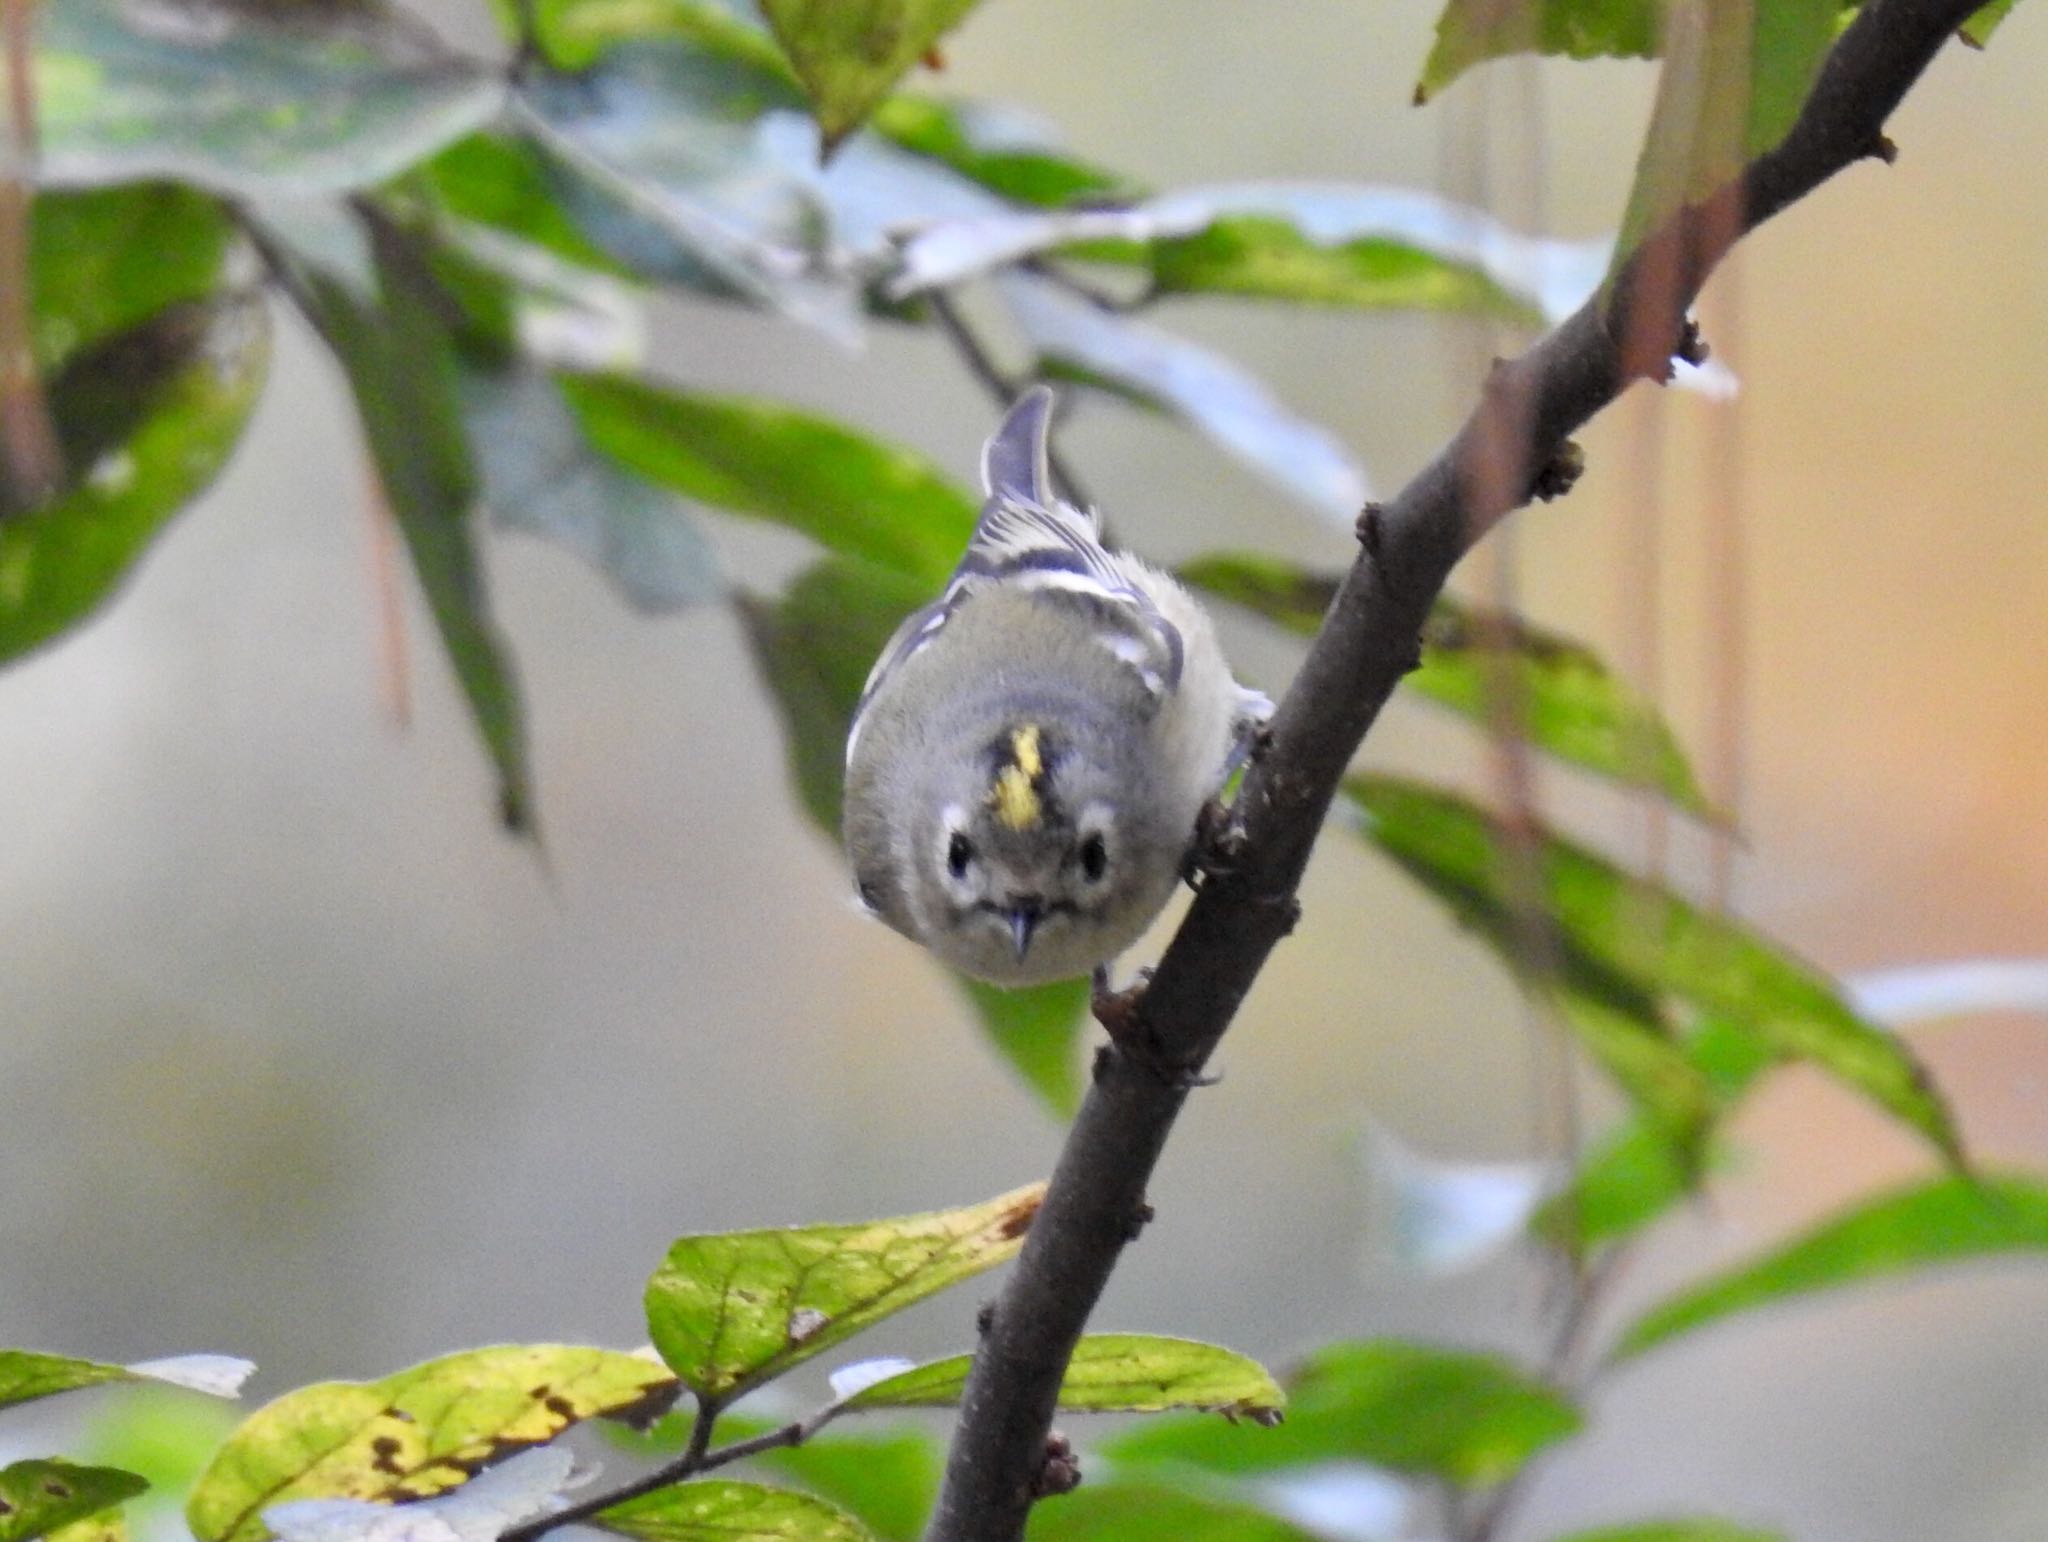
[186,1347,680,1542]
[643,1184,1045,1403]
[0,1462,145,1542]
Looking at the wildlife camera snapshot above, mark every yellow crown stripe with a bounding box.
[988,724,1046,831]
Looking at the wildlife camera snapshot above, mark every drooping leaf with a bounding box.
[642,1183,1044,1403]
[28,186,234,372]
[1181,554,1713,812]
[758,0,982,152]
[1344,777,1961,1164]
[460,369,722,613]
[0,1354,252,1413]
[1548,1523,1787,1542]
[514,43,861,341]
[842,1335,1283,1419]
[1417,0,1664,104]
[754,1430,937,1542]
[598,1481,871,1542]
[0,1463,147,1542]
[1107,1339,1579,1488]
[1543,975,1715,1156]
[38,0,503,198]
[262,1449,579,1542]
[1023,1483,1324,1542]
[563,376,975,584]
[1614,1176,2048,1361]
[737,556,928,832]
[0,297,270,667]
[186,1346,679,1542]
[997,272,1370,524]
[870,96,1136,208]
[955,977,1088,1117]
[284,221,535,832]
[1610,0,1841,270]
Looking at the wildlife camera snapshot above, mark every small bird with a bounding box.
[842,386,1272,987]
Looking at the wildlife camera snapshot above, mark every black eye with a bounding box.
[1079,833,1108,882]
[947,832,973,878]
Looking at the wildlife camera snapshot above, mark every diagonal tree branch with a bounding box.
[922,0,1988,1534]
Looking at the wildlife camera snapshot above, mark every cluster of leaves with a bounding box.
[10,1166,2048,1542]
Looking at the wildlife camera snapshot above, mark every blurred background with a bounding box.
[3,1,2046,1538]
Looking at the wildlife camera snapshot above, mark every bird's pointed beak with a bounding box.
[1007,900,1043,961]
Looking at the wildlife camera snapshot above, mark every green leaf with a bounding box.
[0,1354,250,1413]
[287,221,535,832]
[0,1464,147,1542]
[1147,214,1544,324]
[1414,598,1715,814]
[1344,777,1961,1165]
[497,0,799,74]
[1537,1117,1700,1250]
[892,189,1602,330]
[1615,1175,2048,1361]
[185,1346,679,1542]
[29,185,233,373]
[563,375,976,584]
[44,1512,129,1542]
[1962,0,2023,44]
[1107,1339,1579,1488]
[754,1430,937,1542]
[1542,975,1715,1157]
[1024,1483,1324,1542]
[759,0,983,152]
[0,1355,135,1412]
[955,977,1088,1117]
[1611,0,1840,270]
[870,96,1136,208]
[1417,0,1663,104]
[416,134,633,278]
[599,1481,872,1542]
[738,557,928,833]
[1,297,270,667]
[642,1182,1045,1404]
[460,369,723,614]
[1181,554,1712,812]
[844,1335,1283,1419]
[1549,1523,1786,1542]
[38,0,503,198]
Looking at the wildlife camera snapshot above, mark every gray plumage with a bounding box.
[843,386,1270,987]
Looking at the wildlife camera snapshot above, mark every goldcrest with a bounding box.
[842,387,1271,986]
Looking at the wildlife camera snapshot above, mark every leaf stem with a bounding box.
[0,0,60,513]
[496,1395,857,1542]
[925,287,1097,513]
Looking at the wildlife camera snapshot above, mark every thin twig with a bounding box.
[922,0,1986,1533]
[0,0,59,511]
[499,1398,854,1542]
[925,287,1098,513]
